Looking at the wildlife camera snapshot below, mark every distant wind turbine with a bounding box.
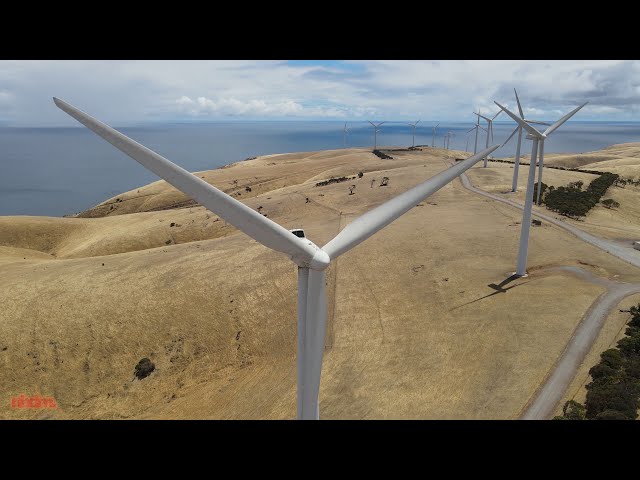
[432,122,439,147]
[368,121,385,150]
[407,120,421,147]
[445,131,455,150]
[466,121,487,155]
[54,96,502,420]
[495,100,588,277]
[474,110,502,167]
[343,122,350,149]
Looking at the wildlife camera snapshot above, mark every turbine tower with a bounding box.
[431,122,439,148]
[501,89,551,192]
[407,120,420,147]
[343,122,350,149]
[54,96,500,420]
[368,121,385,150]
[495,100,588,277]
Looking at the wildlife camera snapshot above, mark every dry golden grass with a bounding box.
[2,145,640,419]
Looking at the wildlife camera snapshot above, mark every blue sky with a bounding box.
[0,60,638,126]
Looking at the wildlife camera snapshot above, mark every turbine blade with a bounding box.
[378,122,386,127]
[524,119,551,126]
[367,120,376,127]
[543,102,588,137]
[501,126,519,147]
[492,109,502,120]
[466,127,476,133]
[416,119,421,125]
[494,101,542,137]
[53,97,317,264]
[300,269,327,420]
[322,144,501,259]
[514,88,525,118]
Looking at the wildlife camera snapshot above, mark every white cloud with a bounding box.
[0,60,639,125]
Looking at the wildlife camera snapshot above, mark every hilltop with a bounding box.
[2,144,640,419]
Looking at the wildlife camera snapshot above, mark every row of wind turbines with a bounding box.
[53,88,586,420]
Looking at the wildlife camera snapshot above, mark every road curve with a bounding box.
[520,267,640,419]
[455,169,640,419]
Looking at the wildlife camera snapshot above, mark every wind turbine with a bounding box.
[501,89,552,192]
[466,121,487,155]
[368,121,385,150]
[495,100,588,277]
[53,97,500,420]
[445,131,455,150]
[474,110,502,167]
[431,122,439,147]
[343,122,350,149]
[407,120,420,147]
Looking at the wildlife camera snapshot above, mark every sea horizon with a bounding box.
[1,120,638,217]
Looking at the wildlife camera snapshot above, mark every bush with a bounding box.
[134,358,155,380]
[595,409,630,420]
[601,198,620,209]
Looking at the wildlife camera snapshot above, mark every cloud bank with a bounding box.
[0,60,638,126]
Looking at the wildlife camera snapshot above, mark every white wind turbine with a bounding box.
[54,97,500,420]
[466,119,487,155]
[368,121,385,150]
[343,122,350,149]
[500,89,551,192]
[445,131,455,150]
[474,110,502,167]
[495,100,588,277]
[431,122,439,147]
[407,120,420,147]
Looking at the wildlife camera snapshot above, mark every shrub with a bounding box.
[134,358,155,380]
[601,198,620,209]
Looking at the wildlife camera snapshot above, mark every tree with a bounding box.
[595,409,631,420]
[618,335,640,356]
[601,198,620,209]
[562,400,586,420]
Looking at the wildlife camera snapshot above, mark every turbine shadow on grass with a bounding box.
[450,274,530,311]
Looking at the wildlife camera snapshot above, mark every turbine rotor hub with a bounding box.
[309,249,331,271]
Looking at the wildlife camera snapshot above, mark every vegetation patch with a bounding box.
[554,304,640,420]
[315,176,357,187]
[539,173,619,218]
[134,358,156,380]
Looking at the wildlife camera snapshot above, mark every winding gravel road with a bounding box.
[521,267,640,419]
[456,169,640,419]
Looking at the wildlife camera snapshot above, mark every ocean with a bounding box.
[1,121,638,217]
